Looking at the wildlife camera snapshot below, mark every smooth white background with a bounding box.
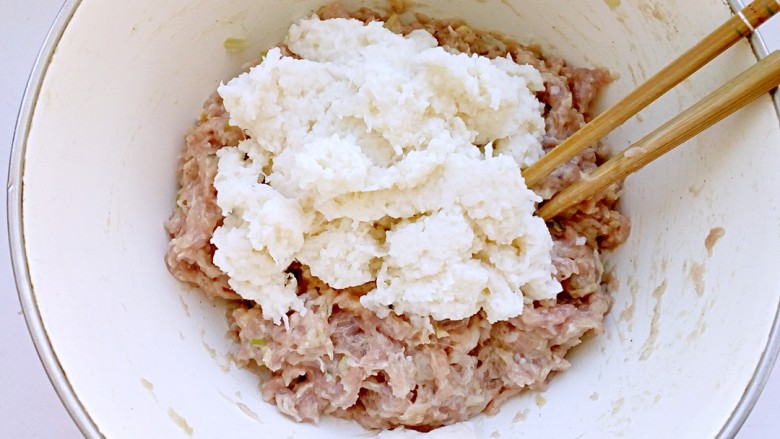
[1,1,778,437]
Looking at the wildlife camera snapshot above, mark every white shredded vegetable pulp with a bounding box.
[211,16,562,324]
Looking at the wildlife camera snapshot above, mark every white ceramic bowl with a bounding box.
[10,0,780,437]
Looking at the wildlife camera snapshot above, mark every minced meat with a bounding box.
[165,4,630,432]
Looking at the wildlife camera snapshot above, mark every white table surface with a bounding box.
[1,1,779,438]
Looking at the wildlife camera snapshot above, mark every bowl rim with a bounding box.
[7,0,780,437]
[7,0,99,436]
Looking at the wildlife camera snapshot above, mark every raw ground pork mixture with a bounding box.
[165,4,630,431]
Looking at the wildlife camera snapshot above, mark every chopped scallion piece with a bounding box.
[223,37,249,54]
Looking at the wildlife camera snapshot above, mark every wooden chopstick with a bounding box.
[523,0,780,188]
[536,50,780,221]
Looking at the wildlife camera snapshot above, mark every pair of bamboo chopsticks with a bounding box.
[533,0,780,220]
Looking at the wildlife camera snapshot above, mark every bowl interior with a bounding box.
[18,0,780,437]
